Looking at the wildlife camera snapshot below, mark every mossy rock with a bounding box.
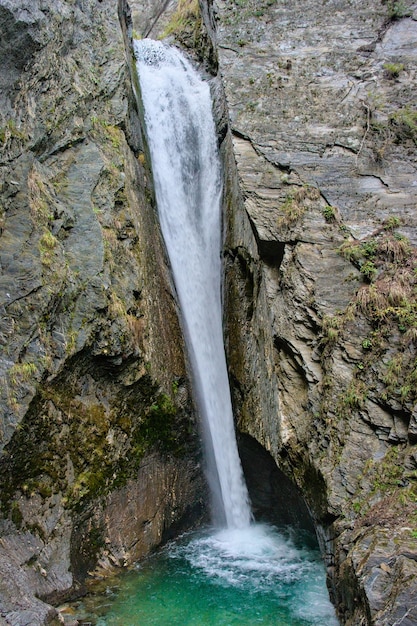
[0,355,197,517]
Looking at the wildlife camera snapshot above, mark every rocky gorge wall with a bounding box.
[215,0,417,624]
[98,0,417,623]
[0,1,206,623]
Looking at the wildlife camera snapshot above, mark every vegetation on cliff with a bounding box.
[217,0,417,622]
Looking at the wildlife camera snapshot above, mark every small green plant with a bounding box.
[362,338,373,350]
[64,329,78,355]
[277,186,319,228]
[387,0,411,19]
[361,240,378,258]
[361,260,377,282]
[279,194,305,225]
[340,242,364,264]
[39,230,56,250]
[9,362,38,385]
[339,224,350,238]
[383,216,401,230]
[389,106,417,144]
[322,205,336,222]
[342,379,368,408]
[28,167,53,223]
[383,353,404,387]
[39,230,57,267]
[91,117,121,149]
[321,314,343,344]
[10,501,23,527]
[0,119,26,146]
[383,62,405,79]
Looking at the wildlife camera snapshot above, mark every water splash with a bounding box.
[69,526,339,625]
[134,39,251,529]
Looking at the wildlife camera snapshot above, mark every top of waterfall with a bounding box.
[134,39,173,67]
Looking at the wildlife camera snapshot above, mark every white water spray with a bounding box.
[134,39,251,529]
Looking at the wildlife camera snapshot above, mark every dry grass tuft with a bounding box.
[355,284,387,315]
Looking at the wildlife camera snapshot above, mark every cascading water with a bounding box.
[134,38,251,530]
[61,39,340,626]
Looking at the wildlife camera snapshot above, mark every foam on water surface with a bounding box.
[70,525,339,625]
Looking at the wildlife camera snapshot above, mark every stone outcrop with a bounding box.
[0,1,205,623]
[215,0,417,624]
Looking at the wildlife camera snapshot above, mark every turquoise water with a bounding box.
[70,524,339,625]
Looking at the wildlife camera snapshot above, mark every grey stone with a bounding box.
[0,0,205,622]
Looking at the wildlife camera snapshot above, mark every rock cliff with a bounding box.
[215,0,417,624]
[0,1,205,623]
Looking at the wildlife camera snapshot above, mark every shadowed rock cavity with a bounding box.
[238,432,316,536]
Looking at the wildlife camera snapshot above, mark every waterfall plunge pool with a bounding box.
[62,523,339,625]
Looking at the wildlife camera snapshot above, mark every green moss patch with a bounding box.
[0,359,196,517]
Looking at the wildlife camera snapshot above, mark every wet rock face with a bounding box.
[0,0,205,622]
[216,0,417,623]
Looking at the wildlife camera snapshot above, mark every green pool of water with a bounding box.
[68,524,339,625]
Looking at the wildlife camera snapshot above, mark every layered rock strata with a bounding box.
[215,0,417,624]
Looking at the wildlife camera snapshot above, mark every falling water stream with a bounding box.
[135,39,251,530]
[65,40,339,625]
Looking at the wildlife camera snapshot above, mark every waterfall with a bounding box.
[134,39,251,530]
